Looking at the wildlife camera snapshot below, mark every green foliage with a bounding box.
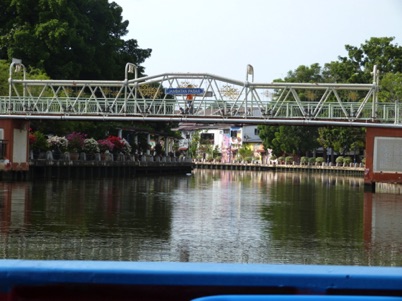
[379,72,402,102]
[31,131,48,151]
[308,157,316,164]
[285,156,293,164]
[317,127,365,157]
[343,156,352,165]
[238,144,253,160]
[1,59,51,96]
[0,60,8,95]
[315,157,324,164]
[300,156,308,164]
[244,157,253,163]
[188,131,200,158]
[212,145,221,159]
[258,125,319,157]
[0,0,151,80]
[335,156,344,164]
[154,142,163,156]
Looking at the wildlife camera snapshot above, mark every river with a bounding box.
[0,169,401,266]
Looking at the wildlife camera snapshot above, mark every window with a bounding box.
[0,140,7,160]
[254,128,260,135]
[200,133,214,144]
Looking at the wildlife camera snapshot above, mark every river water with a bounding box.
[0,169,401,266]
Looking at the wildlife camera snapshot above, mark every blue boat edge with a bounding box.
[0,260,400,300]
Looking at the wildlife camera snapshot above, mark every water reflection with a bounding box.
[0,171,400,266]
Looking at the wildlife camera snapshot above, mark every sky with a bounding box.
[114,0,402,83]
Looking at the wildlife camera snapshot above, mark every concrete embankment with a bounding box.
[194,161,364,176]
[1,159,194,180]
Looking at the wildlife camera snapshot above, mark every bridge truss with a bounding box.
[2,62,401,128]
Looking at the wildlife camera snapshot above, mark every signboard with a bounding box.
[165,88,204,95]
[373,137,402,172]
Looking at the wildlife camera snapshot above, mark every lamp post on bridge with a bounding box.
[124,63,138,110]
[371,65,379,121]
[125,62,138,81]
[9,58,26,102]
[245,64,254,117]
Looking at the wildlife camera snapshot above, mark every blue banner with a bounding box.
[165,88,204,95]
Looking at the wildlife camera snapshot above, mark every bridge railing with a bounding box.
[6,64,401,126]
[2,94,401,124]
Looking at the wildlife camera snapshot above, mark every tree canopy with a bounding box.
[0,0,151,80]
[259,37,402,161]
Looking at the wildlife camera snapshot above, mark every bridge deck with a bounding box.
[4,63,400,127]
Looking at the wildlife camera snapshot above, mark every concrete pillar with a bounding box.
[0,119,29,171]
[365,127,402,192]
[146,133,151,155]
[164,135,169,156]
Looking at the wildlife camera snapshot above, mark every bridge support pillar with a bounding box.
[0,119,29,172]
[364,127,402,192]
[146,133,151,156]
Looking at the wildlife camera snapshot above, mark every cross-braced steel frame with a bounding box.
[2,62,401,128]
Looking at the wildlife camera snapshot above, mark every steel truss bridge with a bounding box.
[2,62,400,128]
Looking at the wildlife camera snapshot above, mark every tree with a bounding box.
[0,59,50,95]
[317,127,365,161]
[259,63,323,157]
[284,63,323,83]
[258,125,319,157]
[331,37,402,83]
[188,131,200,158]
[0,0,151,80]
[379,72,402,103]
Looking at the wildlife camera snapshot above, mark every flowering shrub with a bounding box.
[30,131,48,151]
[83,138,100,153]
[97,138,115,152]
[29,129,37,145]
[121,138,132,155]
[66,132,86,152]
[107,135,125,151]
[30,130,134,157]
[102,136,132,154]
[47,135,68,151]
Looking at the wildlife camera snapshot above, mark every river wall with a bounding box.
[194,161,365,176]
[0,158,194,180]
[6,159,402,195]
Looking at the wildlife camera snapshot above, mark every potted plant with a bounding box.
[30,131,48,159]
[83,138,100,160]
[315,157,324,166]
[343,156,352,166]
[46,135,68,160]
[335,156,344,166]
[285,156,293,165]
[66,132,86,154]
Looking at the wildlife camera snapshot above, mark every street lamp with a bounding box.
[246,64,254,82]
[125,62,138,81]
[9,58,27,104]
[245,64,254,116]
[124,62,138,105]
[9,58,26,81]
